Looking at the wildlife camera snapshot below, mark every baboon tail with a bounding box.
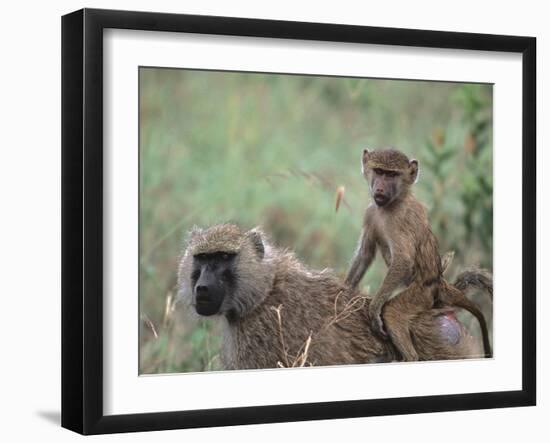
[453,268,493,301]
[440,276,493,358]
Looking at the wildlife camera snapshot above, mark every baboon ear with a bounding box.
[409,159,419,184]
[246,229,265,259]
[361,148,370,174]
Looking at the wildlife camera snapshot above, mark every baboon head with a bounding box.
[178,224,273,321]
[361,148,419,207]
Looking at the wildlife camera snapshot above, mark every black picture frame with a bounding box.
[61,8,536,435]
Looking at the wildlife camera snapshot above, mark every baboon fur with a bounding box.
[178,224,480,370]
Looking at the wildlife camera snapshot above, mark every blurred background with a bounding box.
[139,68,493,374]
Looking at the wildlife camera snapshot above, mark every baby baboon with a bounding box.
[345,148,492,361]
[178,224,481,370]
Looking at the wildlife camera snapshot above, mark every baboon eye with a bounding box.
[219,252,236,261]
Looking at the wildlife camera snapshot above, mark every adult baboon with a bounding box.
[346,148,492,361]
[178,224,482,370]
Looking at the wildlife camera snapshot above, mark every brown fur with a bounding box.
[346,148,492,361]
[364,148,410,172]
[178,224,480,370]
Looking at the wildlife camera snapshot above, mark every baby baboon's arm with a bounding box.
[345,226,376,289]
[368,254,413,337]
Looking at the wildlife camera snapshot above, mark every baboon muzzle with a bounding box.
[194,274,224,316]
[373,193,390,207]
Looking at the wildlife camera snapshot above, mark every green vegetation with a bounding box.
[139,68,493,374]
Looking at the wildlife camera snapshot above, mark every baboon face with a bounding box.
[369,167,403,207]
[362,148,419,207]
[179,224,272,321]
[190,252,238,316]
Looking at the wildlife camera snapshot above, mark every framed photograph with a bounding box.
[61,8,536,435]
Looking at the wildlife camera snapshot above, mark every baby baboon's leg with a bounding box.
[383,285,434,361]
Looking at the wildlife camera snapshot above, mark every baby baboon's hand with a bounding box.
[369,305,388,339]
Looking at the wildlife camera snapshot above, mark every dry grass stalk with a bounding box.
[270,304,290,368]
[335,185,345,212]
[141,314,159,339]
[271,290,368,368]
[162,289,178,329]
[441,250,455,275]
[324,291,368,330]
[271,303,314,368]
[292,333,313,367]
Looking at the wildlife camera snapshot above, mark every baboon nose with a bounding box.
[196,285,209,297]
